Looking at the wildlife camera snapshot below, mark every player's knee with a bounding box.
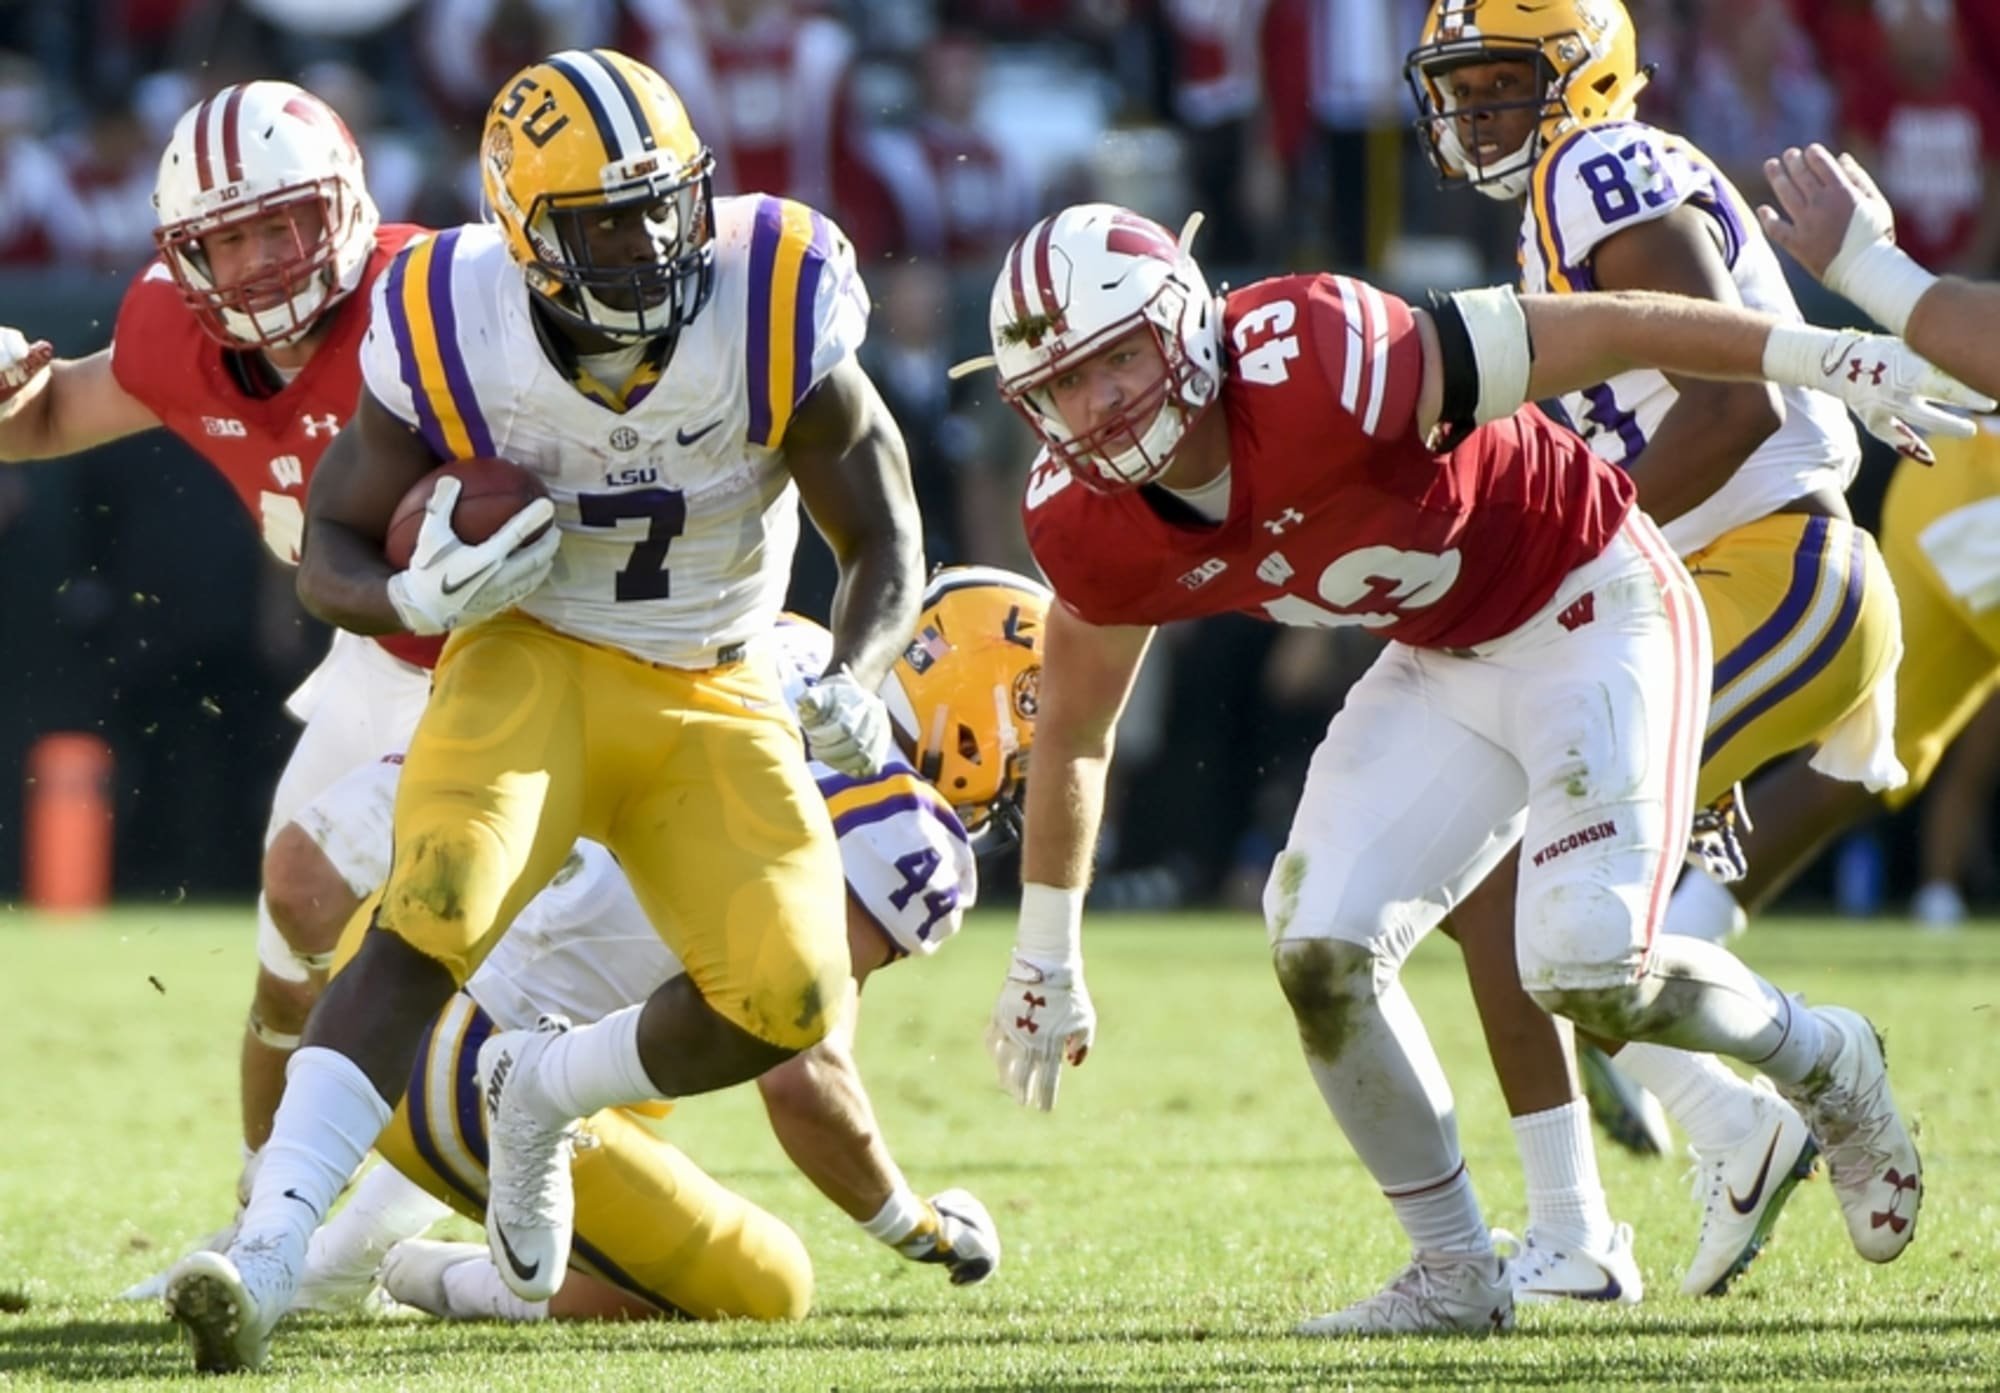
[762,958,852,1054]
[263,824,360,963]
[249,964,318,1044]
[1271,937,1384,1066]
[727,1219,815,1322]
[1518,873,1648,1026]
[376,828,495,968]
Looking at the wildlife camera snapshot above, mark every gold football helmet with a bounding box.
[481,48,715,342]
[883,566,1052,844]
[1404,0,1648,200]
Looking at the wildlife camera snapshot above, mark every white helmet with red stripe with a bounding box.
[152,82,379,350]
[983,203,1222,492]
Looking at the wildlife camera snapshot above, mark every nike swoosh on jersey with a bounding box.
[493,1223,541,1284]
[676,420,723,446]
[1728,1130,1785,1214]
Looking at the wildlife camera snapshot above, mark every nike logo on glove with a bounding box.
[1728,1131,1784,1215]
[494,1223,540,1284]
[676,420,723,446]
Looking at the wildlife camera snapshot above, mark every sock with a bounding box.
[1386,1163,1491,1258]
[306,1164,451,1288]
[1615,1044,1762,1153]
[527,1005,661,1123]
[442,1253,549,1321]
[238,1047,392,1267]
[1663,870,1746,944]
[861,1187,940,1255]
[1511,1101,1614,1251]
[1631,938,1829,1083]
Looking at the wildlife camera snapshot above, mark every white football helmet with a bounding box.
[984,204,1222,492]
[152,82,380,350]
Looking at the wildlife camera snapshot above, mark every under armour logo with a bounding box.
[1871,1167,1920,1233]
[1264,507,1305,536]
[1847,358,1886,387]
[1015,990,1048,1033]
[1556,592,1596,631]
[302,412,340,437]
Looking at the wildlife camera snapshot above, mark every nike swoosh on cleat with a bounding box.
[1525,1276,1622,1302]
[676,420,723,446]
[494,1224,540,1284]
[1728,1130,1784,1214]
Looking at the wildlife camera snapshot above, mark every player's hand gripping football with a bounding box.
[0,326,54,420]
[987,951,1096,1111]
[386,475,559,635]
[1762,324,1994,464]
[795,667,896,776]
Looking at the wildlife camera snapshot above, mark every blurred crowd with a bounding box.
[3,0,1998,915]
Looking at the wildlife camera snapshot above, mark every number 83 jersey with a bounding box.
[1518,120,1860,555]
[359,194,869,668]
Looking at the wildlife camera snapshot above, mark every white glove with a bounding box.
[795,666,896,776]
[1762,324,1995,464]
[894,1189,1001,1286]
[986,951,1096,1111]
[385,475,559,636]
[0,326,53,420]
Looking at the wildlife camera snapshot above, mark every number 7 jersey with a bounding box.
[358,194,869,667]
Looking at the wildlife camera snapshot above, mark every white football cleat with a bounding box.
[119,1220,238,1303]
[1492,1223,1642,1305]
[476,1015,581,1302]
[380,1239,550,1322]
[1778,1006,1922,1262]
[163,1239,293,1374]
[1680,1078,1818,1296]
[1579,1043,1673,1159]
[1297,1250,1514,1336]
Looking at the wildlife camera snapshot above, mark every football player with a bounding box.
[957,203,1978,1333]
[0,84,443,1207]
[286,568,1040,1321]
[1401,0,1911,1299]
[166,50,924,1373]
[1657,145,2000,938]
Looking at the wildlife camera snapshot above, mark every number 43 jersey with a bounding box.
[1022,273,1633,651]
[1519,119,1860,554]
[359,194,869,668]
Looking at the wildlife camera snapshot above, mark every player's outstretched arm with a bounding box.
[783,358,925,775]
[988,606,1153,1111]
[1760,143,2000,399]
[756,917,1000,1285]
[0,340,160,462]
[1412,286,1992,463]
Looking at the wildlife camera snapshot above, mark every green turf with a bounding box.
[1,907,1995,1389]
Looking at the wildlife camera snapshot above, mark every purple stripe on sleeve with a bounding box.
[745,197,783,445]
[385,247,448,459]
[424,229,495,458]
[789,221,827,409]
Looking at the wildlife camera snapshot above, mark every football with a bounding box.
[384,456,551,569]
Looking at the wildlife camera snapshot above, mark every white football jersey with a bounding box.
[359,195,869,667]
[466,616,977,1031]
[1518,120,1860,555]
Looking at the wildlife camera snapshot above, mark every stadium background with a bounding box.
[1,0,1996,916]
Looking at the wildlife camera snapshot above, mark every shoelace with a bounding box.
[1805,1071,1897,1195]
[489,1105,578,1221]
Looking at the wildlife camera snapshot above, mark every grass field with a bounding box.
[0,908,1995,1389]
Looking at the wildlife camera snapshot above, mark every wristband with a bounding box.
[1827,239,1938,338]
[1016,882,1084,963]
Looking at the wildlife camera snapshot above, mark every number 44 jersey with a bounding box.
[1022,273,1634,650]
[359,194,868,668]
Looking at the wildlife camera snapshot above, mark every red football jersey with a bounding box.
[110,224,443,670]
[1023,274,1633,650]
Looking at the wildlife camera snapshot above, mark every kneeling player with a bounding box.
[287,568,1044,1320]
